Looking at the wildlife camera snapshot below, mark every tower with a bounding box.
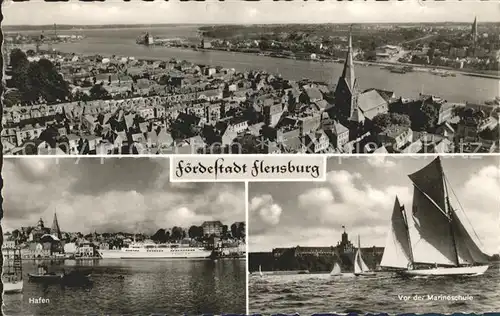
[37,218,45,229]
[334,28,362,124]
[51,212,62,240]
[471,16,478,55]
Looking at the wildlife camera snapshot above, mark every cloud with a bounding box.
[1,158,245,235]
[250,195,282,227]
[366,156,397,169]
[2,1,499,25]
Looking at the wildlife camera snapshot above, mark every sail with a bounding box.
[408,158,458,266]
[408,157,447,212]
[380,197,412,269]
[451,211,490,264]
[354,249,369,274]
[331,262,341,275]
[259,265,263,276]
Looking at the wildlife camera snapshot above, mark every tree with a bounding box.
[238,222,246,239]
[222,225,229,238]
[9,48,28,69]
[230,223,239,239]
[38,126,60,148]
[171,226,183,241]
[188,225,204,239]
[372,113,411,132]
[3,89,23,107]
[151,229,167,243]
[90,83,111,100]
[413,103,439,132]
[372,113,392,132]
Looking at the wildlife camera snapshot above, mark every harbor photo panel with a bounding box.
[1,157,246,315]
[247,155,500,315]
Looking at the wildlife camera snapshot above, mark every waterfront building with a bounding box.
[76,242,97,257]
[202,221,224,237]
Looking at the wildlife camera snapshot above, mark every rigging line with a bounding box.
[445,174,484,246]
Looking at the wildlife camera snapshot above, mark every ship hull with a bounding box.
[398,265,489,277]
[3,281,23,294]
[98,248,213,259]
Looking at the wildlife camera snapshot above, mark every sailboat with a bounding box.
[380,157,490,277]
[2,247,24,294]
[354,236,376,276]
[258,265,263,277]
[330,261,342,276]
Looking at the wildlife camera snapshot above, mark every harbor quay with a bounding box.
[2,214,246,260]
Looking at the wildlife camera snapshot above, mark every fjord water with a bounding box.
[2,259,246,315]
[19,25,497,103]
[249,264,500,314]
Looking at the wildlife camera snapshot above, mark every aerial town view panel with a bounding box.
[2,1,499,155]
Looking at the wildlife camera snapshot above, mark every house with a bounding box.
[304,130,330,153]
[326,120,349,150]
[202,221,223,237]
[377,125,413,152]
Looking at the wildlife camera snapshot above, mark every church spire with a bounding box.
[51,212,62,240]
[341,26,356,93]
[471,16,478,55]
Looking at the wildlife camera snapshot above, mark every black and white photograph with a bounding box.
[1,157,246,315]
[248,155,499,314]
[1,1,499,155]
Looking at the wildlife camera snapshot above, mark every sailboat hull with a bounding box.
[354,272,377,277]
[3,281,23,294]
[399,265,489,277]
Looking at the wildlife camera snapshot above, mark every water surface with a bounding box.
[3,259,246,315]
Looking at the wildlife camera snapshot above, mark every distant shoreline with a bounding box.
[192,46,500,80]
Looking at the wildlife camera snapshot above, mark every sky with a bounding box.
[1,157,245,234]
[2,0,498,26]
[249,155,500,256]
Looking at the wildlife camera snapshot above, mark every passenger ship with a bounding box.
[98,242,213,259]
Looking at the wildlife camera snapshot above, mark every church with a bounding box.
[333,30,390,139]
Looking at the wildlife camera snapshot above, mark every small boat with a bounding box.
[330,262,342,276]
[28,265,63,282]
[3,247,24,294]
[380,157,490,277]
[390,67,407,74]
[28,273,63,282]
[259,265,263,277]
[354,236,376,277]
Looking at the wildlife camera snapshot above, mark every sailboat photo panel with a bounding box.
[246,155,499,315]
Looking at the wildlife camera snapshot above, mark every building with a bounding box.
[377,125,413,152]
[77,242,97,257]
[201,221,224,237]
[51,212,62,240]
[29,218,51,242]
[334,31,388,131]
[471,16,478,53]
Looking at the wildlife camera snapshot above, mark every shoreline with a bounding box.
[194,46,500,80]
[17,42,500,81]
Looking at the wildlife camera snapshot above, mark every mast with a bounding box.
[440,158,460,267]
[400,203,415,267]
